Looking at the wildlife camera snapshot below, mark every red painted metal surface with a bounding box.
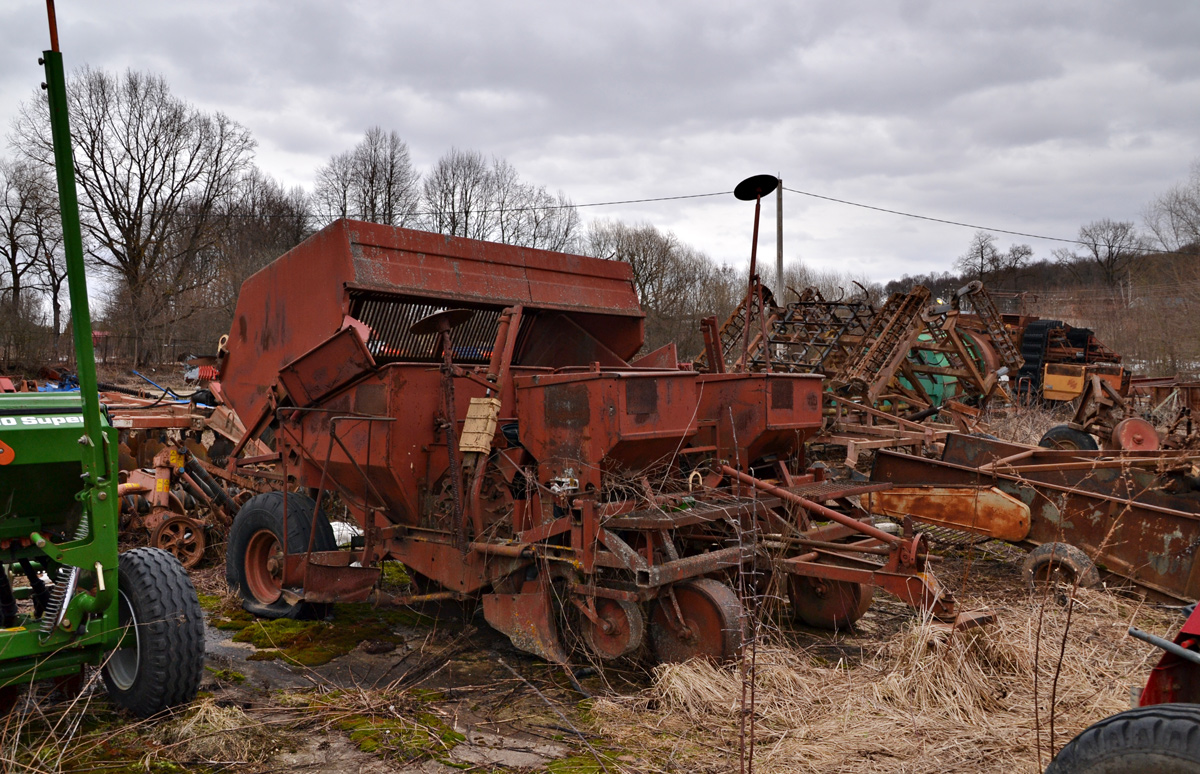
[1140,605,1200,705]
[696,373,823,465]
[221,220,645,430]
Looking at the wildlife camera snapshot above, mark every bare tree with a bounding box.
[1053,219,1148,288]
[195,169,310,344]
[1145,160,1200,253]
[955,231,999,283]
[13,67,256,364]
[0,158,42,309]
[584,219,720,355]
[422,149,580,250]
[313,127,420,227]
[422,148,496,240]
[313,150,354,223]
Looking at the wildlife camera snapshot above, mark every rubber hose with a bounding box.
[0,568,17,628]
[19,558,50,618]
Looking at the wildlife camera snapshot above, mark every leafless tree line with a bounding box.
[0,67,584,368]
[905,167,1200,375]
[2,63,1199,372]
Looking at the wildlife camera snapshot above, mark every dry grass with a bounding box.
[590,588,1175,774]
[148,697,282,766]
[983,404,1076,447]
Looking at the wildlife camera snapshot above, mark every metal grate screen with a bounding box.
[349,292,511,365]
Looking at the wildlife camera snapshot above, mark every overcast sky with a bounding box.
[2,1,1198,284]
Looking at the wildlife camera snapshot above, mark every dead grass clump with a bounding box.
[591,587,1176,774]
[872,614,1029,722]
[150,697,280,766]
[984,403,1076,446]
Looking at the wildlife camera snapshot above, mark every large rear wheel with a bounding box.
[101,548,205,717]
[225,492,337,619]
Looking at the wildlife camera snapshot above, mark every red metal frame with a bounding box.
[220,221,965,663]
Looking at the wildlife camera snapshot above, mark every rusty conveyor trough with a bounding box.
[869,433,1200,602]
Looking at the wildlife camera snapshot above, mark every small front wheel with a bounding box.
[101,547,205,717]
[1038,425,1099,451]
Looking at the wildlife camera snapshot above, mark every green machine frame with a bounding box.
[0,5,203,715]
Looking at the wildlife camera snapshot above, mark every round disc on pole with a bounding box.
[734,174,780,201]
[409,308,475,337]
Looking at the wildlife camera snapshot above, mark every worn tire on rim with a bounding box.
[101,547,205,717]
[225,492,337,619]
[1045,703,1200,774]
[649,578,744,664]
[1022,541,1101,593]
[1039,425,1099,451]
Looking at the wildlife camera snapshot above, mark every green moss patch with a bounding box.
[231,603,427,666]
[380,560,411,591]
[338,711,465,759]
[206,598,257,632]
[204,666,246,684]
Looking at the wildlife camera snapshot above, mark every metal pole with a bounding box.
[740,196,763,369]
[42,2,106,485]
[776,177,783,293]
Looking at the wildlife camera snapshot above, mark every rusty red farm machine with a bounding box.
[216,202,976,664]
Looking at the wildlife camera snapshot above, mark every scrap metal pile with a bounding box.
[868,433,1200,603]
[695,279,1023,464]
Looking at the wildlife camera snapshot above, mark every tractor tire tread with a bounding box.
[102,547,205,717]
[1046,703,1200,773]
[1023,541,1101,592]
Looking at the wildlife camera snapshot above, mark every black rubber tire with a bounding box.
[101,547,205,717]
[1039,425,1100,451]
[1018,319,1062,393]
[225,491,337,619]
[1023,542,1101,592]
[1046,703,1200,773]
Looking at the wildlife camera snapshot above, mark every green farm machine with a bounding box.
[0,4,203,716]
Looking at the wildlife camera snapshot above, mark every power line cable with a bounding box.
[781,185,1197,259]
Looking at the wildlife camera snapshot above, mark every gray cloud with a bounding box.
[1,0,1198,279]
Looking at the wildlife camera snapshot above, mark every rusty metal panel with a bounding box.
[696,373,822,465]
[871,447,1200,601]
[515,371,700,485]
[222,219,644,430]
[481,575,568,663]
[278,326,376,407]
[865,485,1031,541]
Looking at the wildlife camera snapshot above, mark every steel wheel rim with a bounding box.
[789,576,870,629]
[244,529,283,604]
[583,598,644,660]
[107,590,140,691]
[154,517,205,568]
[651,580,742,663]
